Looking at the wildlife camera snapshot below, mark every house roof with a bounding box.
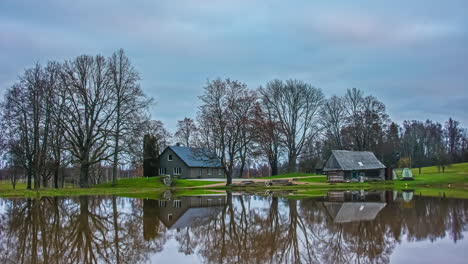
[167,146,222,168]
[323,150,386,171]
[170,207,223,229]
[324,202,387,223]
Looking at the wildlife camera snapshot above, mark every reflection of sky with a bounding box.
[1,0,467,130]
[391,232,468,264]
[0,195,467,263]
[151,239,200,264]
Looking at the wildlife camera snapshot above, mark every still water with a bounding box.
[0,191,467,264]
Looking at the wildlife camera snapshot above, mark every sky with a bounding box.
[1,0,467,131]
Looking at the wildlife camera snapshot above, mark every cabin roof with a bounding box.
[323,150,386,171]
[324,202,387,223]
[170,207,223,229]
[165,146,222,168]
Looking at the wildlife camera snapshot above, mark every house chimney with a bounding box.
[176,143,181,147]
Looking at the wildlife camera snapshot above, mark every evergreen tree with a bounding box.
[143,134,159,177]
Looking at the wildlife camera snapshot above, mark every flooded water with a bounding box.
[0,191,467,264]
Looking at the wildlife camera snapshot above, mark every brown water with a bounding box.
[0,191,467,264]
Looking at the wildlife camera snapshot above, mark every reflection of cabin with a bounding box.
[157,145,224,178]
[323,150,386,182]
[145,195,227,230]
[323,190,387,223]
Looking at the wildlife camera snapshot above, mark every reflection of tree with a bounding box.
[0,194,467,263]
[68,196,111,263]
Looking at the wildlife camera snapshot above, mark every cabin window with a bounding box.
[168,154,173,161]
[174,167,181,175]
[173,200,182,208]
[218,169,223,176]
[208,168,212,176]
[198,168,202,176]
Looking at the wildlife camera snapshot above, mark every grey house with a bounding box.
[157,145,224,179]
[323,150,386,182]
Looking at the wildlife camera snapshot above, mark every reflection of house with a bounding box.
[324,191,387,223]
[323,150,386,182]
[144,195,227,230]
[157,145,224,178]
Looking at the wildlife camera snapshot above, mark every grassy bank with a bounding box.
[1,163,467,199]
[0,177,221,198]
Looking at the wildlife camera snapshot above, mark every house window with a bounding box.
[173,200,182,208]
[158,200,167,208]
[159,168,166,175]
[168,214,173,221]
[168,154,173,161]
[174,167,181,175]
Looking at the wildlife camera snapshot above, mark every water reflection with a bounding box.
[0,191,467,264]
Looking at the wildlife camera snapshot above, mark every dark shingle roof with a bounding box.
[324,150,386,171]
[168,146,222,168]
[324,202,387,223]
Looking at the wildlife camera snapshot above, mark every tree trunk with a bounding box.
[53,165,59,189]
[288,152,297,173]
[80,162,90,188]
[270,158,278,176]
[27,170,32,190]
[112,112,121,186]
[61,167,65,188]
[226,170,232,186]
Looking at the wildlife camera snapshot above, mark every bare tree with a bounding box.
[108,49,151,185]
[59,55,116,188]
[198,79,256,185]
[343,88,389,151]
[320,95,346,150]
[252,102,283,176]
[174,117,197,147]
[259,79,324,172]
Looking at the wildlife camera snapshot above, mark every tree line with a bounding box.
[1,52,467,188]
[176,79,468,184]
[0,50,160,189]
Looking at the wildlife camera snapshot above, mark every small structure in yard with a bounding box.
[157,145,223,179]
[323,150,386,183]
[401,168,414,181]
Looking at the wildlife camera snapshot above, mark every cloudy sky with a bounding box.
[1,0,467,130]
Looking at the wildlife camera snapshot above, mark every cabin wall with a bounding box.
[327,169,385,182]
[326,171,345,182]
[157,149,190,178]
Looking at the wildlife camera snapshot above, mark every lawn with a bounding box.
[1,163,467,199]
[0,177,221,198]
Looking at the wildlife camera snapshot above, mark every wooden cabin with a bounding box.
[323,150,386,183]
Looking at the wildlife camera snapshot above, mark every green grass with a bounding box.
[1,163,467,199]
[95,177,166,188]
[175,179,221,187]
[0,177,221,198]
